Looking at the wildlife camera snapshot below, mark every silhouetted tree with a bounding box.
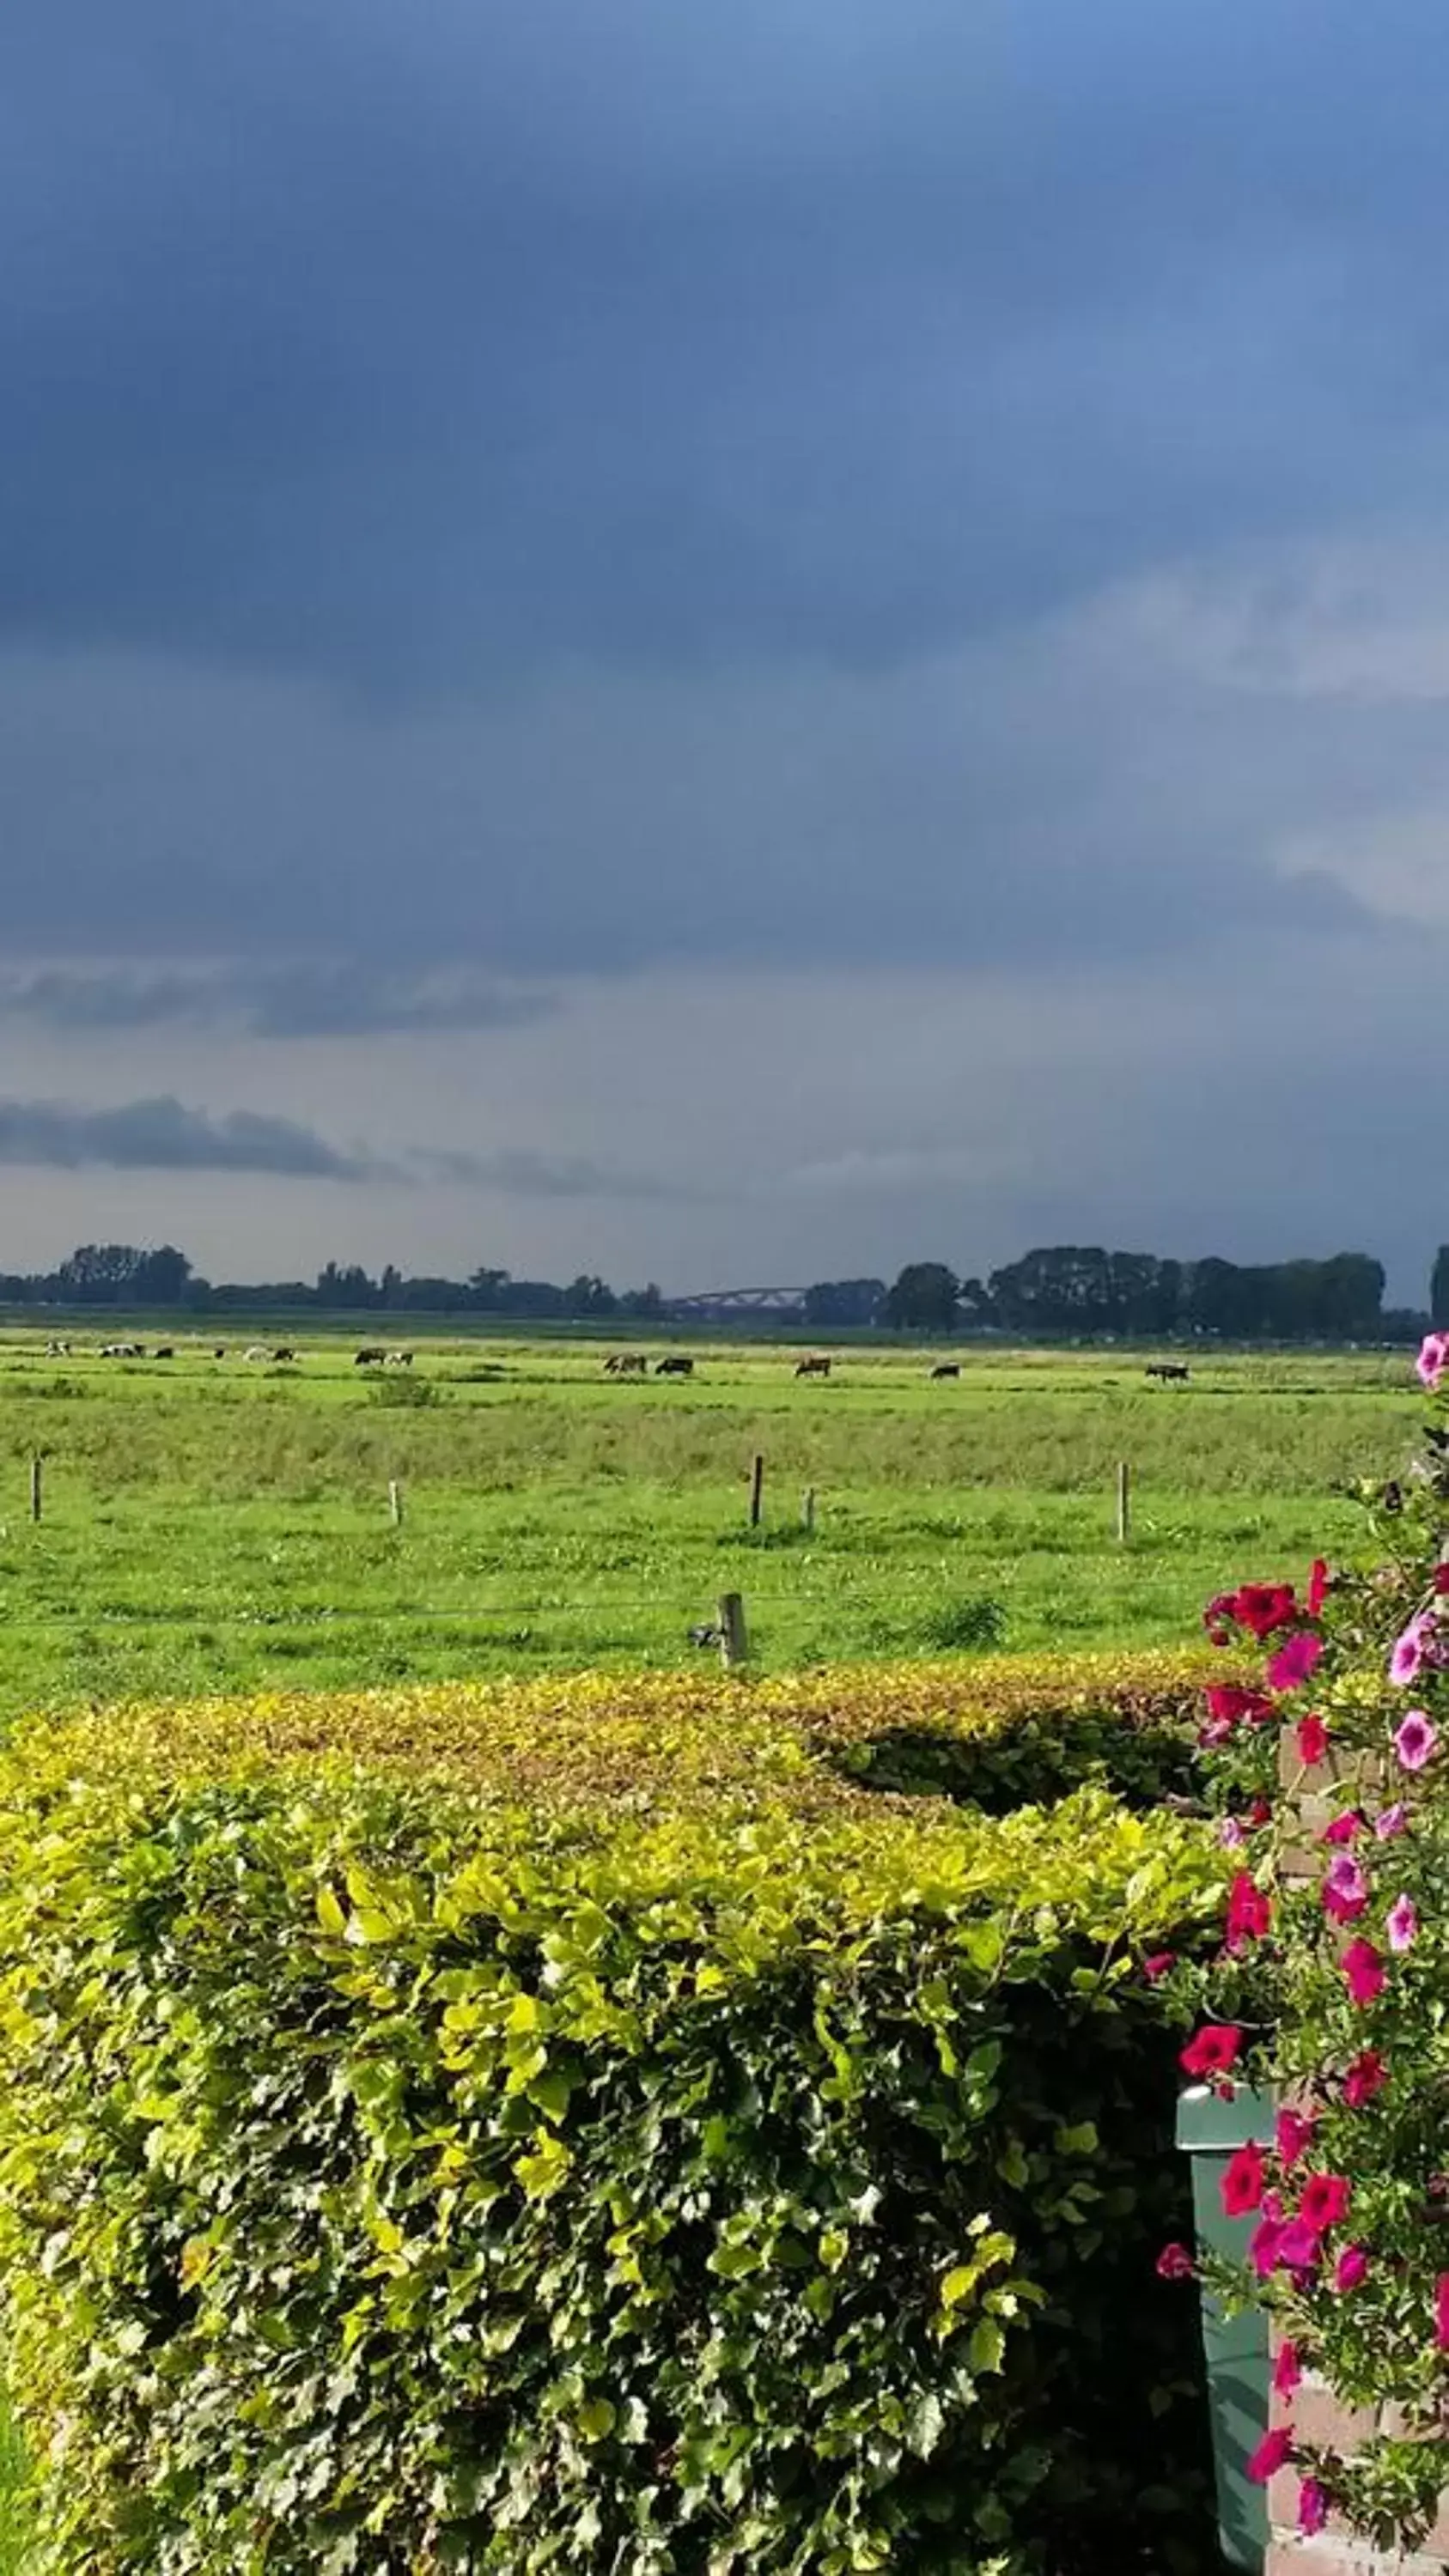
[883,1262,959,1332]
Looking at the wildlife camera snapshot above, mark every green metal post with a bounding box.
[1175,2085,1276,2574]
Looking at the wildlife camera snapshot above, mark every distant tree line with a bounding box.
[0,1244,666,1320]
[0,1238,1436,1344]
[849,1247,1409,1340]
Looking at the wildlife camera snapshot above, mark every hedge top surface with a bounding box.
[9,1643,1218,1807]
[0,1648,1226,1950]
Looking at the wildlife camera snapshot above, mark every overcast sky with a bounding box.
[3,1,1448,1296]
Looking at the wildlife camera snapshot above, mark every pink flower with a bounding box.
[1375,1802,1409,1839]
[1142,1952,1176,1983]
[1221,2142,1267,2219]
[1342,2050,1388,2108]
[1297,1713,1330,1766]
[1226,1872,1272,1951]
[1418,1332,1449,1390]
[1391,1616,1438,1687]
[1218,1817,1247,1849]
[1395,1710,1439,1771]
[1201,1682,1275,1743]
[1435,2274,1449,2351]
[1299,2172,1351,2233]
[1247,2426,1294,2485]
[1334,2243,1369,2293]
[1276,2218,1324,2276]
[1299,2478,1329,2537]
[1273,2340,1302,2398]
[1249,2207,1286,2277]
[1322,1854,1370,1924]
[1341,1938,1386,2006]
[1322,1810,1362,1844]
[1275,2107,1317,2168]
[1387,1893,1418,1953]
[1156,2241,1194,2281]
[1180,2025,1243,2080]
[1269,1632,1323,1692]
[1307,1557,1330,1617]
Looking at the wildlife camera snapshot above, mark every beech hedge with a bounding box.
[0,1659,1225,2575]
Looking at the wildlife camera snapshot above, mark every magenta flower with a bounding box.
[1341,1938,1386,2006]
[1390,1615,1437,1686]
[1247,2426,1294,2485]
[1334,2244,1369,2293]
[1268,1631,1323,1692]
[1342,2049,1388,2107]
[1299,2478,1329,2537]
[1321,1810,1362,1845]
[1387,1893,1418,1953]
[1156,2242,1194,2281]
[1374,1802,1409,1839]
[1226,1872,1271,1952]
[1142,1952,1176,1983]
[1436,2274,1449,2351]
[1249,2208,1285,2277]
[1273,2340,1302,2398]
[1395,1710,1439,1771]
[1322,1853,1369,1924]
[1418,1331,1449,1390]
[1276,2217,1324,2275]
[1275,2108,1316,2168]
[1297,1712,1330,1766]
[1299,2172,1350,2232]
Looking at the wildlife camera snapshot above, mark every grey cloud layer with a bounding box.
[0,1094,683,1203]
[0,960,551,1039]
[0,1097,373,1179]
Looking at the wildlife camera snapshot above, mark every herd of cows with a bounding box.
[27,1340,1196,1383]
[42,1340,415,1367]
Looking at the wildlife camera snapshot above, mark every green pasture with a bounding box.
[0,1327,1417,1730]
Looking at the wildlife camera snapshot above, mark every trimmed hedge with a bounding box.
[0,1659,1224,2574]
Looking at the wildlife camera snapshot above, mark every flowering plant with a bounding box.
[1160,1340,1449,2549]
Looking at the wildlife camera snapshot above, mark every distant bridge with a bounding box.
[668,1286,808,1315]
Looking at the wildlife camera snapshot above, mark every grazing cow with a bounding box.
[795,1355,831,1378]
[930,1362,960,1381]
[655,1354,695,1377]
[383,1349,414,1368]
[213,1346,227,1359]
[101,1342,143,1359]
[272,1347,297,1364]
[44,1340,70,1358]
[604,1352,648,1376]
[355,1346,387,1367]
[1145,1362,1191,1384]
[153,1346,174,1360]
[243,1345,271,1363]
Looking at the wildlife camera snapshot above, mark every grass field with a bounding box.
[0,1325,1417,1731]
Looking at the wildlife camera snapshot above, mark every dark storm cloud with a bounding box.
[0,1097,378,1178]
[3,0,1447,687]
[0,0,1444,1004]
[0,959,551,1039]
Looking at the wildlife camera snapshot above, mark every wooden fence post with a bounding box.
[29,1456,42,1524]
[388,1479,404,1528]
[1116,1460,1130,1546]
[801,1485,816,1534]
[717,1592,748,1669]
[749,1453,765,1528]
